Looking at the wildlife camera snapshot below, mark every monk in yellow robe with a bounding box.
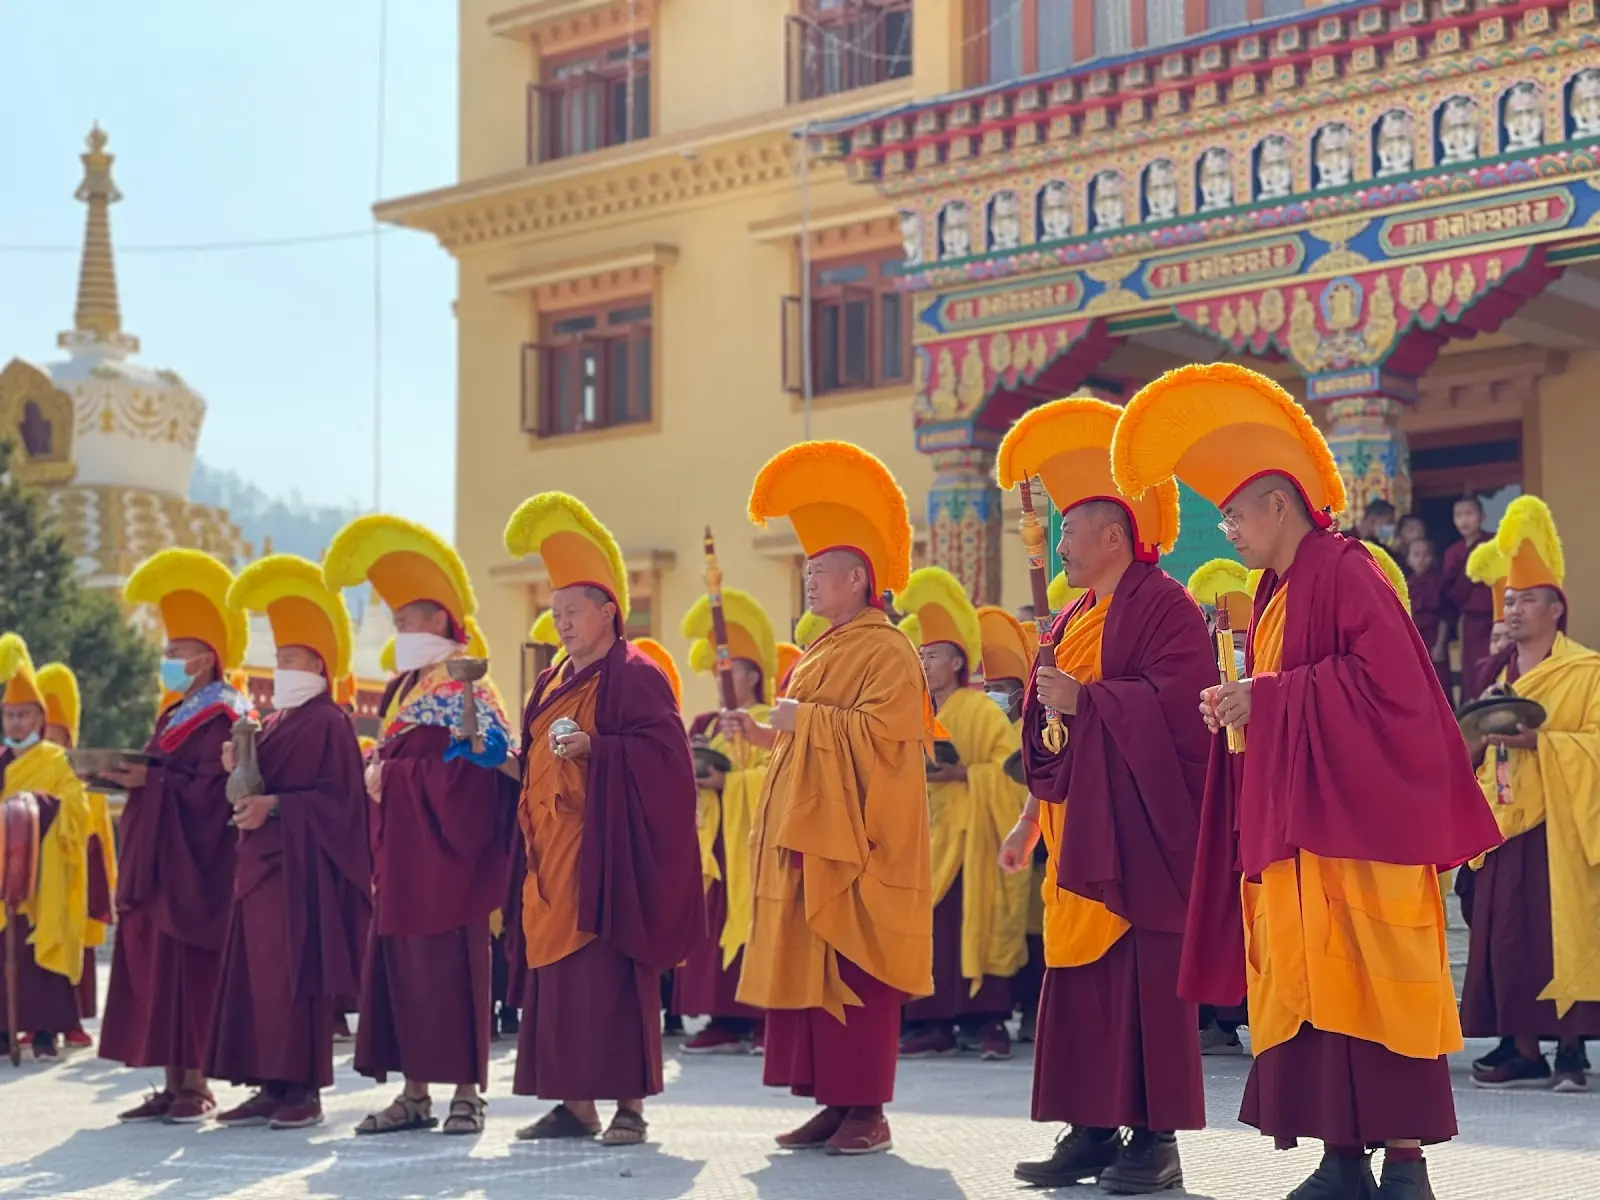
[0,635,90,1060]
[729,440,933,1157]
[894,568,1028,1062]
[1113,363,1501,1200]
[1461,497,1600,1093]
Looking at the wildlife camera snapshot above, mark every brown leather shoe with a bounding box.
[118,1091,177,1124]
[1099,1130,1183,1195]
[824,1108,892,1156]
[775,1106,845,1150]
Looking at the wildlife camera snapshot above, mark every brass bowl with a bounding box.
[1458,695,1547,741]
[445,657,489,683]
[694,745,734,778]
[65,749,149,792]
[924,739,960,775]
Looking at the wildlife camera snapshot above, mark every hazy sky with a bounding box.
[0,2,459,535]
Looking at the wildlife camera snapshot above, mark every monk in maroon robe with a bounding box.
[512,585,703,1146]
[1406,538,1453,696]
[100,640,246,1124]
[1442,495,1495,705]
[353,600,517,1136]
[206,652,370,1130]
[1005,508,1214,1194]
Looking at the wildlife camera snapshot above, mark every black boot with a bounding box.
[1288,1152,1378,1199]
[1014,1126,1120,1188]
[1376,1157,1434,1200]
[1099,1130,1183,1195]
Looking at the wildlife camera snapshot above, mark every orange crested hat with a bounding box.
[125,548,249,670]
[1495,495,1564,594]
[682,588,779,705]
[774,642,802,690]
[0,634,45,710]
[35,662,81,744]
[1466,540,1511,621]
[997,396,1180,563]
[1111,363,1345,529]
[632,637,682,707]
[323,515,475,639]
[1186,558,1255,629]
[977,605,1032,685]
[228,554,353,682]
[748,441,913,598]
[892,567,983,671]
[503,493,629,623]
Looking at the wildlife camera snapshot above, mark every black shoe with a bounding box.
[1288,1151,1378,1200]
[1376,1157,1434,1200]
[663,1014,685,1037]
[500,1007,520,1037]
[1470,1036,1517,1074]
[1014,1126,1120,1188]
[1099,1130,1182,1195]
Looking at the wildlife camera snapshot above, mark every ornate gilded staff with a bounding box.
[702,526,745,768]
[1213,605,1246,755]
[1018,477,1066,754]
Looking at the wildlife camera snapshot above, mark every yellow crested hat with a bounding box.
[1187,558,1255,628]
[632,637,682,707]
[0,634,45,710]
[228,554,353,681]
[358,735,377,756]
[1466,540,1511,621]
[682,587,780,704]
[1048,571,1086,614]
[379,636,396,674]
[323,515,475,638]
[1364,542,1411,614]
[998,396,1180,562]
[793,609,830,650]
[504,493,629,622]
[892,567,983,671]
[977,605,1033,685]
[774,642,802,688]
[1496,495,1564,594]
[125,548,249,670]
[749,441,913,598]
[529,610,560,647]
[35,662,80,744]
[1112,363,1346,528]
[464,616,489,659]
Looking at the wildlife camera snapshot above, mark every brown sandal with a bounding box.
[442,1096,487,1136]
[601,1108,648,1146]
[516,1103,602,1141]
[354,1093,437,1135]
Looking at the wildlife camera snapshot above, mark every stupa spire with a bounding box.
[60,124,137,357]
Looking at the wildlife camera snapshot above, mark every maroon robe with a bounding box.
[672,822,763,1023]
[73,834,113,1023]
[902,873,1012,1024]
[1021,560,1214,1132]
[765,956,902,1105]
[1408,564,1453,697]
[0,776,78,1035]
[99,703,238,1071]
[1181,531,1502,1146]
[205,694,371,1090]
[354,672,517,1088]
[513,639,704,1101]
[1443,533,1494,700]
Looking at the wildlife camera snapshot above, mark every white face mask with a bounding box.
[393,631,459,673]
[272,668,328,710]
[986,690,1015,711]
[1234,649,1247,677]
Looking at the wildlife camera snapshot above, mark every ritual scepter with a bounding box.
[1018,476,1067,754]
[1213,605,1246,754]
[702,527,746,769]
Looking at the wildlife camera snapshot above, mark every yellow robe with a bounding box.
[0,741,90,983]
[1473,634,1600,1016]
[926,687,1030,992]
[694,703,772,968]
[738,608,934,1019]
[1244,583,1462,1060]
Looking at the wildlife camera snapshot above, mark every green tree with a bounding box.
[0,440,158,747]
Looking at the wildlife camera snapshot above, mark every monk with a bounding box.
[733,439,934,1157]
[36,662,116,1052]
[1113,363,1502,1200]
[896,568,1028,1063]
[1443,495,1495,704]
[205,555,372,1129]
[101,549,251,1124]
[501,492,702,1147]
[0,635,91,1062]
[995,397,1212,1194]
[1462,540,1512,701]
[1461,497,1600,1094]
[1406,538,1452,695]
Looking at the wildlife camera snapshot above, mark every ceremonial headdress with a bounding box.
[528,610,560,648]
[774,642,802,685]
[793,609,830,650]
[35,663,81,744]
[997,396,1180,563]
[358,735,377,756]
[892,567,983,680]
[378,637,397,674]
[977,605,1033,685]
[748,441,913,600]
[228,554,354,681]
[1111,363,1346,529]
[0,634,45,710]
[1496,495,1564,595]
[1466,540,1511,620]
[334,674,357,706]
[503,493,629,633]
[1047,572,1086,614]
[632,637,683,707]
[124,548,249,670]
[682,587,780,704]
[1187,558,1254,629]
[322,515,476,641]
[464,617,490,659]
[1365,542,1411,614]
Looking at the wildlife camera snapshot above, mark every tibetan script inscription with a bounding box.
[1142,237,1304,297]
[935,275,1083,332]
[1378,188,1572,255]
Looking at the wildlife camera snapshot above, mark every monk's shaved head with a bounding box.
[1224,473,1315,574]
[1058,499,1135,595]
[1504,584,1565,644]
[806,549,873,625]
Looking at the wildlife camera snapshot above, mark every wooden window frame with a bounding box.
[786,0,913,104]
[781,251,912,398]
[522,299,653,438]
[972,0,1221,84]
[529,36,650,164]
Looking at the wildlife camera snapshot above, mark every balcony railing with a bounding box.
[786,0,912,105]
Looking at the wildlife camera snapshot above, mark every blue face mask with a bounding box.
[160,656,196,693]
[3,730,41,753]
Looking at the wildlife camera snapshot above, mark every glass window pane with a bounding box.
[816,262,871,287]
[608,304,651,325]
[1262,0,1303,15]
[988,0,1023,83]
[1036,0,1076,72]
[1095,0,1133,57]
[633,333,652,421]
[880,293,904,382]
[817,304,841,391]
[883,9,912,80]
[632,69,650,141]
[608,338,630,424]
[843,297,869,384]
[552,314,597,336]
[1146,0,1186,46]
[580,346,600,426]
[1206,0,1248,26]
[551,350,575,433]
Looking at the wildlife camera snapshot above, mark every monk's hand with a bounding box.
[220,742,237,773]
[364,761,383,802]
[1034,665,1082,714]
[1485,723,1539,752]
[552,729,591,759]
[1199,686,1222,734]
[1213,679,1252,728]
[998,816,1040,874]
[926,762,967,783]
[769,699,800,733]
[231,793,278,831]
[105,761,148,791]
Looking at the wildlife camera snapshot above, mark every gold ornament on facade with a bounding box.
[957,341,986,413]
[1400,264,1429,310]
[1288,288,1320,370]
[988,331,1012,375]
[1325,280,1360,332]
[930,347,960,417]
[0,360,78,486]
[1453,261,1478,306]
[1258,287,1286,333]
[1362,276,1398,360]
[1486,255,1503,283]
[1237,296,1259,338]
[1431,262,1455,309]
[1217,301,1238,341]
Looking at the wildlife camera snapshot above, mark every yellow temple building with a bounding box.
[380,0,1600,715]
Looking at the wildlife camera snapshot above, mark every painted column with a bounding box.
[927,446,1002,604]
[1308,372,1416,523]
